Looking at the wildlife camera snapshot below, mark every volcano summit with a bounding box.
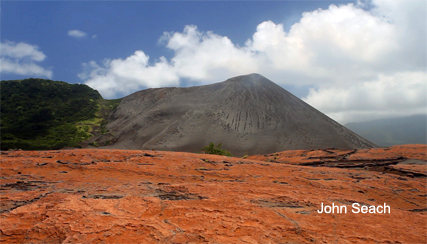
[99,74,375,156]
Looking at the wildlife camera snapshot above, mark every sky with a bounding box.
[1,0,426,124]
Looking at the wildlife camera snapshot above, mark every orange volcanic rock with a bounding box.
[1,146,426,243]
[248,144,426,172]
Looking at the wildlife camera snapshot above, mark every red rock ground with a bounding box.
[1,145,426,243]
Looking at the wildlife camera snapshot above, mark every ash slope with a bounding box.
[104,74,376,156]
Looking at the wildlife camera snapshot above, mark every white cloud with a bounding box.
[1,41,46,61]
[80,0,426,123]
[81,52,180,98]
[0,41,52,78]
[164,25,258,81]
[68,29,87,38]
[304,71,427,123]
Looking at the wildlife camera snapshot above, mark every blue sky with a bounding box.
[1,0,426,123]
[1,1,345,86]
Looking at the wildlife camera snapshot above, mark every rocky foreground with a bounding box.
[1,145,426,243]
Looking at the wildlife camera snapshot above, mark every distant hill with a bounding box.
[0,78,120,150]
[99,73,376,156]
[345,115,427,147]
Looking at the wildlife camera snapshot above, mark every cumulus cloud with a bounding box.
[0,41,52,78]
[305,72,427,122]
[68,29,87,38]
[80,52,180,98]
[164,25,258,81]
[80,0,426,123]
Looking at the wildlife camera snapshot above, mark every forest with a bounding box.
[1,78,120,150]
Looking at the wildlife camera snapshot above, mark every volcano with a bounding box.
[100,73,376,156]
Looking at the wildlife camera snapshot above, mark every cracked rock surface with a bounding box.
[1,145,426,243]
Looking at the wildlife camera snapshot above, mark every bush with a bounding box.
[89,141,99,147]
[202,143,232,156]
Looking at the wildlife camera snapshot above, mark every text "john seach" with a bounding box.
[317,202,391,214]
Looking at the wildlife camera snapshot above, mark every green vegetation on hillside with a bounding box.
[0,78,121,150]
[202,143,232,156]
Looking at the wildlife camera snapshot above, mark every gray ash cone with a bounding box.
[100,73,376,156]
